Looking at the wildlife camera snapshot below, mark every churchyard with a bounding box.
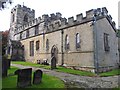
[12,61,120,77]
[2,58,120,89]
[2,66,65,88]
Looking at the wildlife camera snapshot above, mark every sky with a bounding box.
[0,0,119,31]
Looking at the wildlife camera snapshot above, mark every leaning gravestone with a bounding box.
[6,59,11,69]
[14,68,32,88]
[51,56,57,70]
[33,69,43,84]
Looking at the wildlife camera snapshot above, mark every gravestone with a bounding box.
[33,69,43,84]
[51,56,56,70]
[6,59,11,69]
[37,60,41,64]
[41,60,49,65]
[2,59,8,77]
[14,69,21,75]
[14,68,32,88]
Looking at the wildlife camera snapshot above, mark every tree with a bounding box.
[2,30,9,55]
[0,0,12,10]
[116,29,120,37]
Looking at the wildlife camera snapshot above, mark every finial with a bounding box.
[23,2,24,6]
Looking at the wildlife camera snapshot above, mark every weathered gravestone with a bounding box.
[33,69,43,84]
[6,59,11,69]
[14,68,32,88]
[42,59,49,65]
[37,60,41,64]
[51,56,57,70]
[2,59,8,77]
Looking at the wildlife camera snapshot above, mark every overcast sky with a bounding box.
[0,0,119,31]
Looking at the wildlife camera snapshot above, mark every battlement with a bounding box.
[11,4,35,14]
[46,7,114,31]
[15,12,63,33]
[15,7,116,35]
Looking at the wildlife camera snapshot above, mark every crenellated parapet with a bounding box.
[11,4,35,14]
[15,16,42,34]
[15,7,116,39]
[76,13,83,22]
[15,12,63,34]
[47,7,115,31]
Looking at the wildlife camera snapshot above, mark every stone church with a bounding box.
[7,4,119,73]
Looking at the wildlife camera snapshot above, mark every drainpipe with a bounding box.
[93,13,99,75]
[61,30,64,66]
[43,26,45,49]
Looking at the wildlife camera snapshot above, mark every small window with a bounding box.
[35,25,39,35]
[20,33,22,39]
[46,39,49,51]
[26,30,29,38]
[24,14,28,22]
[76,33,80,49]
[30,41,34,56]
[36,41,39,50]
[104,33,110,51]
[65,35,69,50]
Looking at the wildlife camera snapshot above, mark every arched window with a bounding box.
[24,14,28,22]
[36,40,40,50]
[76,33,80,48]
[65,35,69,50]
[26,30,29,38]
[104,33,110,51]
[20,32,22,39]
[30,41,34,56]
[46,39,49,51]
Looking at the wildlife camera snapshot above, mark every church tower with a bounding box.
[7,4,35,60]
[9,4,35,40]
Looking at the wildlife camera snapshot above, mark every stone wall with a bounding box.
[20,20,95,72]
[95,18,119,72]
[63,22,94,70]
[21,31,61,63]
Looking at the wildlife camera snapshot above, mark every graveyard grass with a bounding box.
[12,61,120,76]
[99,69,120,76]
[12,61,96,76]
[2,66,65,88]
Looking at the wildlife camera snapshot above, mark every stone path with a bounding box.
[12,64,119,88]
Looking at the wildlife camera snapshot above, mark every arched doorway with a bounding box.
[51,45,58,63]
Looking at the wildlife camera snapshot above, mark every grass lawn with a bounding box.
[12,61,120,77]
[2,66,65,89]
[12,61,96,76]
[99,69,120,77]
[55,67,96,76]
[12,61,50,69]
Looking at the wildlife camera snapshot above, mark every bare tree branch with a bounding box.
[0,0,12,10]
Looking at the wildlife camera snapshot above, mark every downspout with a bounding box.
[61,30,64,66]
[93,15,99,74]
[43,24,45,49]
